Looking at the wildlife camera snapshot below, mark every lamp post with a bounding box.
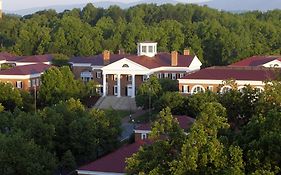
[148,85,151,123]
[34,85,37,114]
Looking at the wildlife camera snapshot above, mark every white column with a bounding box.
[117,74,121,97]
[132,74,136,98]
[102,73,107,97]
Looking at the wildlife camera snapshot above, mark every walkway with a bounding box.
[120,109,148,141]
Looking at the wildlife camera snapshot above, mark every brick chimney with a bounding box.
[184,49,190,55]
[171,51,178,67]
[103,50,110,65]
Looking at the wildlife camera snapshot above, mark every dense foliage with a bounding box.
[0,4,280,66]
[39,66,97,106]
[132,79,281,174]
[0,98,122,174]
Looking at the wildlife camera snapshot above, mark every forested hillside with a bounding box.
[0,3,280,66]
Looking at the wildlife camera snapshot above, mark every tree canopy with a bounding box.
[0,4,280,66]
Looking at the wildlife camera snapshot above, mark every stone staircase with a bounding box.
[94,96,137,111]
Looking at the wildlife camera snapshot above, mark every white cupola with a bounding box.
[137,41,157,57]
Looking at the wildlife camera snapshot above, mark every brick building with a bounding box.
[70,41,202,97]
[178,66,277,95]
[0,63,51,90]
[0,53,53,90]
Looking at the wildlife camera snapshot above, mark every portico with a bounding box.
[101,58,150,98]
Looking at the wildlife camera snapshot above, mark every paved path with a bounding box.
[120,109,148,141]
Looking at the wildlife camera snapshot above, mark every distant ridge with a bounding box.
[7,0,182,16]
[201,0,281,11]
[6,0,281,16]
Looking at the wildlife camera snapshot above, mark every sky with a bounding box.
[3,0,209,11]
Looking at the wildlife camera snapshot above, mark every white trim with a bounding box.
[220,85,232,93]
[178,79,265,86]
[15,62,51,66]
[77,170,125,175]
[191,85,205,94]
[71,63,92,67]
[255,86,265,92]
[262,59,281,68]
[0,73,42,79]
[91,66,104,69]
[134,130,151,134]
[189,55,202,69]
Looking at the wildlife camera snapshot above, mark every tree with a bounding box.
[172,103,244,175]
[154,92,185,114]
[0,132,56,175]
[238,110,281,174]
[158,78,178,92]
[126,107,186,175]
[136,75,162,109]
[51,54,70,67]
[60,150,77,174]
[39,66,83,105]
[0,104,4,112]
[186,91,218,117]
[41,98,121,163]
[219,86,262,129]
[0,82,22,111]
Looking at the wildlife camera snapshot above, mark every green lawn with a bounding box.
[132,111,158,123]
[104,109,131,119]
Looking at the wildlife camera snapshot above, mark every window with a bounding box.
[157,73,162,79]
[183,85,189,93]
[96,71,101,78]
[255,86,264,93]
[122,64,129,68]
[172,73,177,80]
[142,46,147,53]
[114,75,117,81]
[238,86,246,93]
[28,80,31,88]
[114,85,118,95]
[141,133,147,140]
[164,73,169,78]
[16,81,22,89]
[143,75,148,82]
[32,79,36,87]
[128,75,132,82]
[179,73,184,78]
[220,86,232,94]
[81,71,93,82]
[148,46,153,53]
[207,86,214,91]
[191,85,205,94]
[36,79,39,86]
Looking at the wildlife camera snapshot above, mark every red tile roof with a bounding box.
[15,54,54,63]
[136,115,195,131]
[230,56,281,67]
[0,52,17,61]
[70,54,130,65]
[78,140,151,174]
[70,53,195,69]
[0,63,51,75]
[181,66,277,81]
[127,53,194,69]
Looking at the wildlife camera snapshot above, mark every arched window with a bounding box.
[220,85,232,93]
[122,64,129,68]
[255,86,264,93]
[238,86,246,93]
[191,85,205,94]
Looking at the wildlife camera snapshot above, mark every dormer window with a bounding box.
[137,41,157,57]
[122,64,129,68]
